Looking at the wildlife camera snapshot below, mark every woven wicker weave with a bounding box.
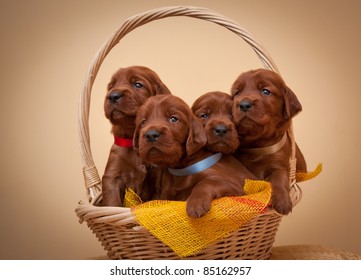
[75,6,302,260]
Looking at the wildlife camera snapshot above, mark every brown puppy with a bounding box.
[231,69,307,215]
[134,94,256,218]
[102,66,171,206]
[192,91,240,154]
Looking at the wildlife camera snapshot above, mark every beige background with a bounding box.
[1,0,360,259]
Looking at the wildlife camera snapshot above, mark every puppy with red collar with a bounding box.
[102,66,171,206]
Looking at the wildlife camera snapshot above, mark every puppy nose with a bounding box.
[239,100,253,112]
[108,92,122,103]
[145,129,160,143]
[213,125,228,137]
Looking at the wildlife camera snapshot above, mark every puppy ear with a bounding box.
[133,121,141,152]
[154,79,172,96]
[107,76,116,91]
[283,86,302,119]
[230,78,243,98]
[186,117,207,156]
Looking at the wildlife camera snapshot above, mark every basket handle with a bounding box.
[78,6,298,204]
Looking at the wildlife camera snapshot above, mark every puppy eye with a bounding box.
[199,113,208,119]
[169,116,178,123]
[133,82,143,89]
[140,118,147,127]
[261,88,271,96]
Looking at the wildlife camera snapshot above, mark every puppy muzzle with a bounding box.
[108,91,123,103]
[239,99,253,112]
[145,129,160,143]
[213,124,229,137]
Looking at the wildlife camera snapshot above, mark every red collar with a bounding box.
[114,135,133,148]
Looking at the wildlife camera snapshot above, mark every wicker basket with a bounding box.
[75,6,302,260]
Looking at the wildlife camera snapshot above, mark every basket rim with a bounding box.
[75,191,282,227]
[77,5,299,209]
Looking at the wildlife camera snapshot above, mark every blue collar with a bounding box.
[168,153,222,176]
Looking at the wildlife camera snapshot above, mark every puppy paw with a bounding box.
[272,196,293,215]
[186,199,211,219]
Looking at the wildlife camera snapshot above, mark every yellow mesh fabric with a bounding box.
[125,164,322,257]
[296,163,323,183]
[131,180,271,257]
[124,188,142,207]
